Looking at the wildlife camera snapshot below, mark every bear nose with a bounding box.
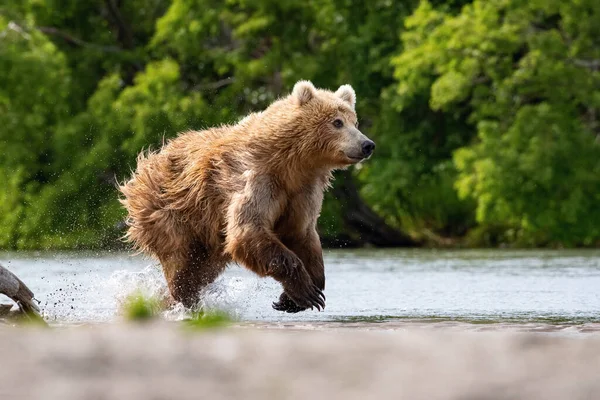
[361,140,375,157]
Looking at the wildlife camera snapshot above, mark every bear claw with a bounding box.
[272,298,306,313]
[272,285,326,313]
[288,285,325,311]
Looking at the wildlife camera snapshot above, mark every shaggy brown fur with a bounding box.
[119,81,374,312]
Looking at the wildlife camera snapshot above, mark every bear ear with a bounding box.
[335,84,356,109]
[292,80,316,106]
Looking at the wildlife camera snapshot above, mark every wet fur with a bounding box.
[119,81,364,311]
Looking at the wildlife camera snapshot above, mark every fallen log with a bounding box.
[0,263,45,325]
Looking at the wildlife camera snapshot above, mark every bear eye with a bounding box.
[333,119,344,128]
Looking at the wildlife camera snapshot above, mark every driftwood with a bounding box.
[0,263,45,324]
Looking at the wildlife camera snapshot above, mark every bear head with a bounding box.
[258,80,375,169]
[290,80,375,167]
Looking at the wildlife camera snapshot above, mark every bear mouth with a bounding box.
[346,154,366,163]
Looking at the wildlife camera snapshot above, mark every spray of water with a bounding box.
[109,264,272,322]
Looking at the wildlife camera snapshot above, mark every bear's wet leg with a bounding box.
[161,243,226,308]
[225,182,325,311]
[228,235,325,310]
[267,254,325,312]
[274,231,325,313]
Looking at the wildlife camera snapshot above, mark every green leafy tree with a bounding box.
[394,0,600,245]
[0,16,71,247]
[1,0,598,249]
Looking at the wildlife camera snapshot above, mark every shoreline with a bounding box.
[8,313,600,335]
[234,319,600,335]
[27,315,600,334]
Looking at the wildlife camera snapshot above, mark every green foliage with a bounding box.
[184,309,233,330]
[12,309,49,327]
[396,0,600,245]
[1,0,598,248]
[122,291,162,321]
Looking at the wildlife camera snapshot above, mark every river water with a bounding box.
[1,249,599,326]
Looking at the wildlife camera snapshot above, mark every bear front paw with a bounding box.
[267,252,301,278]
[283,282,326,312]
[272,293,307,313]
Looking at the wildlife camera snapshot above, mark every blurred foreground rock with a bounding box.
[1,323,599,400]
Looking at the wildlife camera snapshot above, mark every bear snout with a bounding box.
[361,140,376,157]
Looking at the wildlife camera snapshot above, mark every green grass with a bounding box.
[121,291,234,328]
[184,309,234,330]
[122,291,162,322]
[9,310,48,327]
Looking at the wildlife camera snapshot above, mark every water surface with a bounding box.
[1,249,599,326]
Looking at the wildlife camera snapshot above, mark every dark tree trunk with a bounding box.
[329,170,418,248]
[103,0,142,84]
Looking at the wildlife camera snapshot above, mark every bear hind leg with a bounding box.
[160,243,227,308]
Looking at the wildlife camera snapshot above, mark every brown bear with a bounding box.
[119,80,375,312]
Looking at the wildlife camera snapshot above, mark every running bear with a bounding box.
[119,81,375,312]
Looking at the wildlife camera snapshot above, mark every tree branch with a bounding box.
[572,58,600,71]
[104,0,134,49]
[0,263,46,324]
[190,77,236,92]
[0,21,31,39]
[37,26,123,52]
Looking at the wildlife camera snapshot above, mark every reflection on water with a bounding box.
[1,249,599,325]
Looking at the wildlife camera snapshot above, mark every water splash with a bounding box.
[197,275,270,320]
[110,264,167,304]
[108,264,272,322]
